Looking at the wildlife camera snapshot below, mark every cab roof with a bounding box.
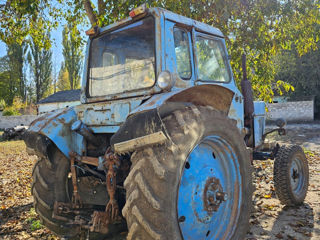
[99,7,224,38]
[153,7,224,38]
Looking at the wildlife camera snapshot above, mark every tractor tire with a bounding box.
[122,106,252,240]
[274,145,309,206]
[31,147,80,238]
[31,146,125,239]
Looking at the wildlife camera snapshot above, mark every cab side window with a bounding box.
[195,36,231,82]
[173,27,192,79]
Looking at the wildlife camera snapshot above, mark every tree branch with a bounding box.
[83,0,98,26]
[98,0,106,16]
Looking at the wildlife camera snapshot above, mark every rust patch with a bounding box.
[39,108,70,131]
[203,177,225,213]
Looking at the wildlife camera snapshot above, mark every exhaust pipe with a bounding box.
[71,120,100,147]
[240,53,254,124]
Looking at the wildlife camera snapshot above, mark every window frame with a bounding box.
[194,33,232,84]
[86,16,157,99]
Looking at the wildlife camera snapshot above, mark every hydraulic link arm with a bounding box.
[53,149,128,234]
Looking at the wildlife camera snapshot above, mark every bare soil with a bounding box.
[0,124,319,239]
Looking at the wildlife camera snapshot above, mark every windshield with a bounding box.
[88,17,155,97]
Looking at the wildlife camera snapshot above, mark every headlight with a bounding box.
[157,71,173,90]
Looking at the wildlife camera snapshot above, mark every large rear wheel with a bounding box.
[123,106,252,240]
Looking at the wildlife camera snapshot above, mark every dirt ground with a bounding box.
[246,124,320,240]
[0,124,319,240]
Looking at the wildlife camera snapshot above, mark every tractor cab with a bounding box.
[81,5,245,134]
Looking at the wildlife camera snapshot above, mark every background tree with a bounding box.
[28,36,53,102]
[0,43,27,105]
[275,44,320,117]
[0,0,64,49]
[57,62,71,91]
[7,42,27,102]
[62,24,83,90]
[0,56,12,104]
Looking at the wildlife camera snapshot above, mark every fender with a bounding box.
[110,84,235,150]
[130,84,234,116]
[24,107,84,158]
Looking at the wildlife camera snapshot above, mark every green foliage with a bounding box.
[2,107,20,116]
[0,0,64,49]
[30,220,42,231]
[2,97,26,116]
[7,43,27,102]
[27,208,43,231]
[0,99,6,110]
[62,24,83,90]
[0,43,26,105]
[275,46,320,99]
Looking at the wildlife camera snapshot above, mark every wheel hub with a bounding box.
[204,177,227,212]
[292,168,299,181]
[290,157,304,192]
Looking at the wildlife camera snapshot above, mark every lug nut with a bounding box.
[216,191,226,201]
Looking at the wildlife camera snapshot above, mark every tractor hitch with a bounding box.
[52,149,127,234]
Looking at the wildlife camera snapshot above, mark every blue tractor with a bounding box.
[24,5,309,240]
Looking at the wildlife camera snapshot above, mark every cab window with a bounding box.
[196,36,231,82]
[173,28,192,79]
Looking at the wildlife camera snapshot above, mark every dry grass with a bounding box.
[0,140,58,239]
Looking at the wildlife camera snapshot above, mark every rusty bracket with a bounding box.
[57,150,123,234]
[70,152,99,167]
[90,148,122,232]
[104,149,122,222]
[69,151,82,207]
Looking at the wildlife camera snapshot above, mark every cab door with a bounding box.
[164,20,195,88]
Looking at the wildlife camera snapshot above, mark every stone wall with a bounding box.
[0,115,38,129]
[266,101,314,122]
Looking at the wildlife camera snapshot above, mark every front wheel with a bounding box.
[274,145,309,206]
[122,106,252,240]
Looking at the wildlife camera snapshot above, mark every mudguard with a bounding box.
[24,107,84,158]
[110,84,235,150]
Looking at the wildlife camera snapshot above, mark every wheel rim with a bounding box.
[177,136,242,240]
[290,156,305,196]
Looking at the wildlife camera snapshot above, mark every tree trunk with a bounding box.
[83,0,98,26]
